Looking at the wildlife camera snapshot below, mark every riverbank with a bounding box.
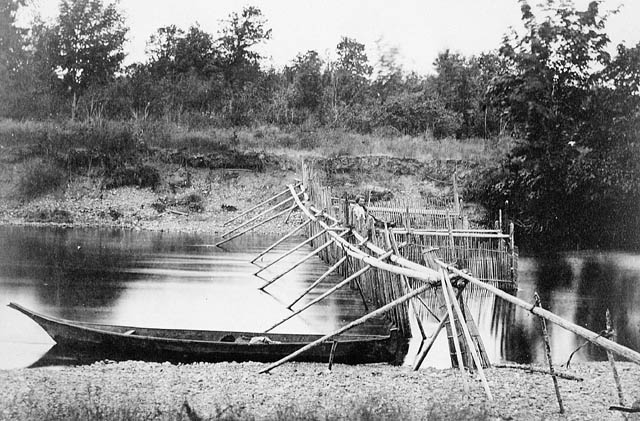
[0,150,485,235]
[1,360,638,420]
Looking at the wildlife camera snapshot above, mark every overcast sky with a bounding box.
[27,0,640,75]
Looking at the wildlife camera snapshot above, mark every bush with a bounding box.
[24,208,73,224]
[16,159,66,199]
[103,164,160,189]
[178,192,205,212]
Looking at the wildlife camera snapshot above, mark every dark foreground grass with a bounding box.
[18,398,490,421]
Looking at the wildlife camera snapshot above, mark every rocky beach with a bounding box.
[1,360,639,420]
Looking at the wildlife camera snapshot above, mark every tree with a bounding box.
[0,0,27,115]
[146,24,218,79]
[477,0,640,249]
[48,0,128,118]
[289,50,324,113]
[217,6,271,87]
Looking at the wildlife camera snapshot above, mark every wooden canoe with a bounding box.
[9,302,408,365]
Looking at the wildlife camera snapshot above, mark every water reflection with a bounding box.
[1,226,639,370]
[438,252,640,368]
[0,226,388,369]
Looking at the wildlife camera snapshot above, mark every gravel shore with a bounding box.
[1,360,639,420]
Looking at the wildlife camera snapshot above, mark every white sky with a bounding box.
[26,0,640,75]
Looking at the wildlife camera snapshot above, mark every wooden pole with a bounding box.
[264,263,374,333]
[221,195,296,238]
[286,256,348,309]
[259,281,434,374]
[290,191,440,283]
[250,219,311,265]
[443,271,493,400]
[215,205,296,248]
[606,309,626,408]
[223,184,300,226]
[254,227,333,275]
[440,268,469,395]
[413,312,450,371]
[260,235,345,290]
[436,259,640,366]
[534,292,564,414]
[328,341,338,371]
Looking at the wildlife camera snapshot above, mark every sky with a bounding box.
[25,0,640,75]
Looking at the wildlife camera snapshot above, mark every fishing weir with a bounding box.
[218,159,640,407]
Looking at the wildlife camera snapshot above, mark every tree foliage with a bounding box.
[473,0,640,249]
[49,0,128,99]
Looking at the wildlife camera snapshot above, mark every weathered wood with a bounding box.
[443,271,493,400]
[286,256,348,309]
[215,204,296,248]
[254,227,333,275]
[264,260,378,333]
[413,311,449,371]
[436,259,640,366]
[328,341,338,370]
[606,309,626,408]
[250,219,312,265]
[259,281,434,374]
[222,195,296,238]
[9,302,400,365]
[223,184,300,226]
[493,364,584,381]
[260,234,346,290]
[535,293,564,414]
[440,268,469,394]
[292,190,441,283]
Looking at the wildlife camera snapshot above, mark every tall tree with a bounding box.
[217,6,271,87]
[0,0,27,115]
[289,50,324,112]
[48,0,128,117]
[478,0,640,249]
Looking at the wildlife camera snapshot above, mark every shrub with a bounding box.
[16,159,66,199]
[178,192,205,213]
[103,164,161,189]
[24,208,73,224]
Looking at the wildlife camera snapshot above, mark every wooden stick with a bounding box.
[254,228,332,275]
[259,281,434,374]
[413,312,449,371]
[328,341,338,371]
[443,271,493,400]
[215,205,296,248]
[535,293,564,414]
[493,364,583,381]
[292,194,440,283]
[250,220,311,265]
[440,268,469,395]
[264,263,374,333]
[223,184,300,226]
[260,236,344,290]
[286,256,348,309]
[436,260,640,366]
[222,195,297,238]
[606,309,626,408]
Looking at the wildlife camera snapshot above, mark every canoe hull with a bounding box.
[9,303,408,365]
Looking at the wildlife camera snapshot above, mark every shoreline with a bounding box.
[1,360,638,420]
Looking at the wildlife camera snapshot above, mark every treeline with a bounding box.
[1,1,502,138]
[2,0,640,250]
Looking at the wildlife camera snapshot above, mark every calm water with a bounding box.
[0,226,638,369]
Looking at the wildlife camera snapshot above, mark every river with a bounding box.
[0,226,638,369]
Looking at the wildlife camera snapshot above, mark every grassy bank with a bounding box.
[0,118,514,163]
[0,118,510,232]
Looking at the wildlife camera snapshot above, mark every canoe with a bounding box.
[8,302,408,365]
